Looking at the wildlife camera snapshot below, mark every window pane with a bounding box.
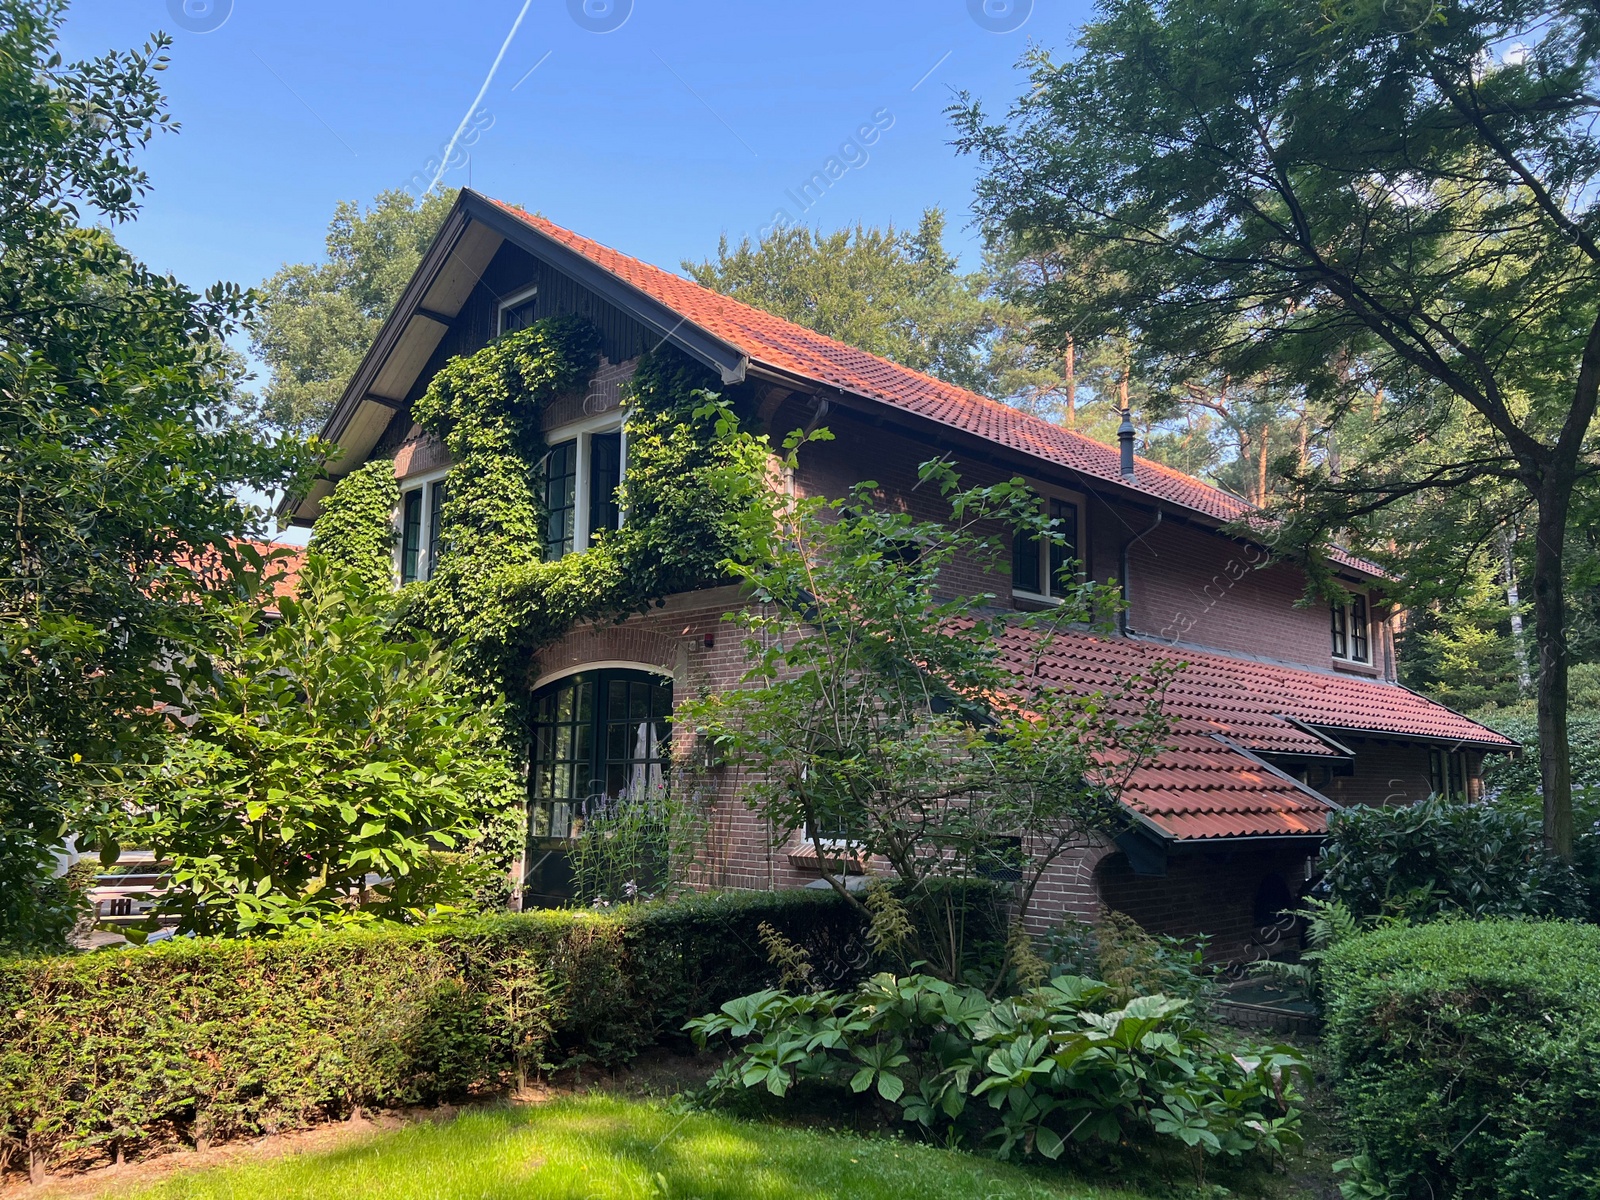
[543,440,577,560]
[1047,498,1078,596]
[1350,595,1369,663]
[501,292,538,334]
[401,489,423,584]
[426,479,447,579]
[1012,521,1041,594]
[589,430,623,537]
[1330,598,1347,658]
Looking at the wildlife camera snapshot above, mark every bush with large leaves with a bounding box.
[101,556,518,936]
[688,973,1304,1177]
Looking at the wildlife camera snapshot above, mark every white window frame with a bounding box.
[1331,590,1371,664]
[544,410,628,558]
[1010,482,1089,605]
[497,285,540,336]
[396,466,449,585]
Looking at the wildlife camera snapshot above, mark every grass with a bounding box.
[96,1095,1152,1200]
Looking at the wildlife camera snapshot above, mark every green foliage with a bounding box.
[0,888,897,1173]
[1250,897,1363,1008]
[1481,709,1600,800]
[0,2,318,954]
[688,972,1304,1177]
[678,449,1178,980]
[1320,796,1587,922]
[567,784,679,908]
[1044,910,1212,1011]
[408,319,766,716]
[306,459,399,592]
[1478,708,1600,922]
[254,189,454,433]
[99,556,517,936]
[1323,919,1600,1200]
[954,0,1600,859]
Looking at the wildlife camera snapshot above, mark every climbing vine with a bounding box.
[306,459,398,593]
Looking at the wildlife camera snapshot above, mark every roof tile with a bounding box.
[494,200,1386,577]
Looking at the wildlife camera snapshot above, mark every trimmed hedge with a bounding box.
[1323,920,1600,1200]
[0,888,888,1176]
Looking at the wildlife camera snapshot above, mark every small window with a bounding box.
[543,440,578,561]
[426,479,447,577]
[1331,592,1369,663]
[499,286,539,335]
[1012,494,1081,600]
[400,488,424,584]
[398,473,449,585]
[589,429,623,539]
[540,423,628,561]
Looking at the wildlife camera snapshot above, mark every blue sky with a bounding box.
[61,1,1091,296]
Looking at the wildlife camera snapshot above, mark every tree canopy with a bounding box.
[254,189,453,433]
[954,0,1600,856]
[0,0,317,950]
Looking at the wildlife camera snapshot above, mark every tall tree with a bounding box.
[254,189,453,433]
[0,0,316,951]
[684,210,999,395]
[954,0,1600,857]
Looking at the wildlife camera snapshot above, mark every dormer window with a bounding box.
[1012,492,1083,601]
[541,416,625,562]
[398,470,448,584]
[499,285,539,335]
[1331,592,1369,663]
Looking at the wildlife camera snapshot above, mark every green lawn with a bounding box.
[99,1096,1150,1200]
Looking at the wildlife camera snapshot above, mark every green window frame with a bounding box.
[543,439,578,560]
[400,488,424,584]
[526,668,674,847]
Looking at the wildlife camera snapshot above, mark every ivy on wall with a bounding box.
[310,310,768,738]
[305,459,398,593]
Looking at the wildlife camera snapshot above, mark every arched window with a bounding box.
[527,668,673,844]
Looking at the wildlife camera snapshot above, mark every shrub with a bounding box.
[1042,908,1212,1010]
[1323,919,1600,1200]
[0,887,912,1177]
[1319,795,1587,921]
[688,972,1304,1180]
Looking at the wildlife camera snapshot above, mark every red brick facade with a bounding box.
[321,196,1514,966]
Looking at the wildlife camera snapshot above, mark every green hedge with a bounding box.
[1323,919,1600,1200]
[0,888,888,1175]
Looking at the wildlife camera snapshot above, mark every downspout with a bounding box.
[1121,509,1163,636]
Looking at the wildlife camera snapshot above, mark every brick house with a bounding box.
[286,190,1515,960]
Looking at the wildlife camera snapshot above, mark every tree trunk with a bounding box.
[1063,335,1076,429]
[1502,526,1531,697]
[1530,478,1574,860]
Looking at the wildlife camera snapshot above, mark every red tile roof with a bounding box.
[993,624,1515,841]
[492,200,1386,578]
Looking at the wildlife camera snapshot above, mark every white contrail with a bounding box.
[427,0,534,194]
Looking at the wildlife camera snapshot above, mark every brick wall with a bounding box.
[1094,845,1318,964]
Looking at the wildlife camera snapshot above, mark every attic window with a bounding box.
[1012,492,1083,602]
[498,285,539,335]
[1331,593,1369,663]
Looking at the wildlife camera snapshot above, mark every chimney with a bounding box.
[1118,404,1136,480]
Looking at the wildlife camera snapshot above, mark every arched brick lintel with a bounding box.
[532,623,686,689]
